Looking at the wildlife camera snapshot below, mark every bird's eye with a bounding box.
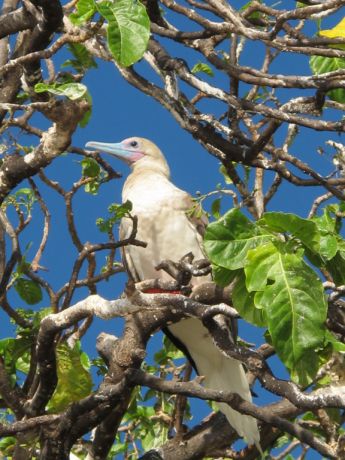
[130,141,138,148]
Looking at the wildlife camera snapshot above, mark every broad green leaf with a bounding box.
[312,206,338,233]
[259,212,320,253]
[142,423,169,451]
[232,272,266,327]
[291,348,321,386]
[191,62,214,77]
[247,243,327,384]
[212,264,238,287]
[14,278,42,305]
[48,343,93,412]
[310,55,345,103]
[325,250,345,285]
[0,336,32,380]
[34,82,88,100]
[70,0,96,25]
[311,209,339,260]
[325,330,345,353]
[318,234,338,260]
[204,209,274,270]
[97,0,150,67]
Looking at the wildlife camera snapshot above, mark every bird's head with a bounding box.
[85,137,170,176]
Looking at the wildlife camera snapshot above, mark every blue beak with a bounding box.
[85,141,133,162]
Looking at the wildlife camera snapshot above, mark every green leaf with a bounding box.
[79,91,93,128]
[97,0,150,67]
[240,0,264,21]
[109,200,133,218]
[155,336,185,364]
[232,272,266,327]
[34,82,88,100]
[219,165,232,184]
[48,343,93,412]
[310,55,345,103]
[311,209,339,260]
[62,43,97,72]
[141,423,169,451]
[204,209,274,270]
[325,250,345,285]
[246,243,327,385]
[96,200,133,232]
[191,62,214,77]
[212,264,238,287]
[70,0,96,25]
[325,330,345,353]
[84,180,100,195]
[318,234,338,260]
[259,212,320,253]
[81,157,100,178]
[211,198,221,219]
[0,436,16,455]
[0,336,33,381]
[14,278,43,305]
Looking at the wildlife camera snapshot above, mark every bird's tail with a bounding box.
[168,318,260,448]
[202,355,260,447]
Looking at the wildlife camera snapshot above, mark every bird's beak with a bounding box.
[85,141,143,163]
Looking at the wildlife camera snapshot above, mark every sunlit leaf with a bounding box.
[48,343,93,412]
[319,17,345,46]
[70,0,96,25]
[232,272,266,327]
[96,200,133,232]
[35,82,88,101]
[204,208,274,270]
[246,242,327,385]
[97,0,150,67]
[191,62,214,77]
[259,212,320,253]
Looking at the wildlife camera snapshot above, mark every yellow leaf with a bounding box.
[319,17,345,39]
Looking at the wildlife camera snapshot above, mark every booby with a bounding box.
[85,137,260,446]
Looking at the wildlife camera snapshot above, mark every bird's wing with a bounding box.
[119,219,141,282]
[179,191,208,238]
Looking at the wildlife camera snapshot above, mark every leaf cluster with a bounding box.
[96,200,133,232]
[205,207,345,385]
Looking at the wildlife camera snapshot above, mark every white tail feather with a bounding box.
[168,318,260,448]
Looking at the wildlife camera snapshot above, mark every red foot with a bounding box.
[143,288,182,295]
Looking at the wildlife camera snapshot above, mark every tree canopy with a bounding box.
[1,0,345,459]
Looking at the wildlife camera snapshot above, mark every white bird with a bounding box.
[86,137,260,447]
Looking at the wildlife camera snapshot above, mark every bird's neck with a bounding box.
[123,165,173,205]
[130,156,170,177]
